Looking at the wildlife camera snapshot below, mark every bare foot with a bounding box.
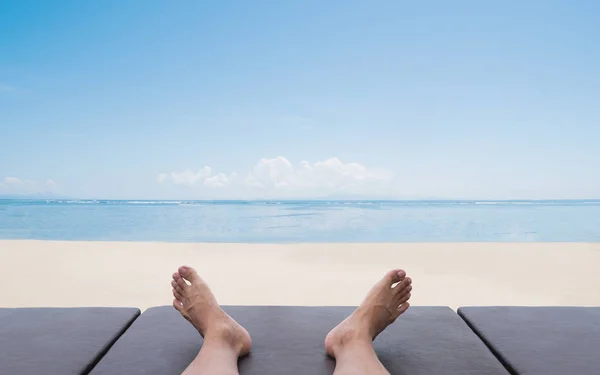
[171,266,252,356]
[325,269,412,357]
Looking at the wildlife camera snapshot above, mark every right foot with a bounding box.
[171,266,252,356]
[324,269,412,357]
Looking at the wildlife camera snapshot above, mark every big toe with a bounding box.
[178,265,200,283]
[383,269,406,285]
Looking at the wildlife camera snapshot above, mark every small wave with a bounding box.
[126,201,181,205]
[44,200,99,204]
[271,213,319,218]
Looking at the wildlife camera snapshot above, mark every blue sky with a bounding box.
[1,0,599,199]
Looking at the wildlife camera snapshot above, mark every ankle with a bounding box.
[203,318,250,356]
[345,323,372,342]
[204,320,236,343]
[325,324,372,357]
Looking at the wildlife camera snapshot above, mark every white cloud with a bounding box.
[0,177,59,195]
[245,157,296,188]
[158,156,393,196]
[244,156,392,191]
[158,167,212,186]
[204,173,229,188]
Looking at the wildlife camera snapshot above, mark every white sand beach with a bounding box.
[1,241,599,311]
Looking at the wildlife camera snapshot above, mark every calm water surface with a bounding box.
[0,199,599,242]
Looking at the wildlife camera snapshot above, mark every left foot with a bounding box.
[171,266,252,356]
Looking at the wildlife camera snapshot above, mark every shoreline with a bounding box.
[1,240,599,311]
[4,239,600,244]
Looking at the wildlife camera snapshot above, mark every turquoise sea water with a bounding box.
[0,199,599,242]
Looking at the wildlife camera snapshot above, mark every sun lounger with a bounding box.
[90,306,508,375]
[0,307,140,375]
[458,306,600,375]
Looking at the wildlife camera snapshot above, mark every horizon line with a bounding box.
[1,198,599,202]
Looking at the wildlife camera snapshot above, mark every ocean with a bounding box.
[0,199,599,242]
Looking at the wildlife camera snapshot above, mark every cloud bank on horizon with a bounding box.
[2,155,597,200]
[157,156,394,198]
[0,177,59,196]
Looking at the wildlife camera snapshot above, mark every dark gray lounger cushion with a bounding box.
[91,306,508,375]
[458,306,600,375]
[0,307,140,375]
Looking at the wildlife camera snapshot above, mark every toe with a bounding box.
[172,288,184,301]
[394,282,412,300]
[397,302,410,315]
[395,285,412,303]
[393,277,411,294]
[178,265,200,283]
[384,269,406,285]
[171,280,184,292]
[173,272,184,283]
[172,298,184,313]
[397,293,411,305]
[174,273,190,289]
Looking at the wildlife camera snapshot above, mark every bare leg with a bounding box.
[325,269,412,375]
[171,266,252,375]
